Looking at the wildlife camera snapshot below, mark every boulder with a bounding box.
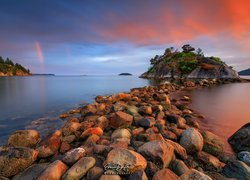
[7,130,40,148]
[180,168,212,180]
[228,123,250,152]
[139,106,153,115]
[137,117,155,128]
[110,111,133,129]
[165,139,188,160]
[127,170,148,180]
[170,159,189,176]
[201,130,224,156]
[96,116,109,130]
[238,151,250,166]
[62,157,96,180]
[222,160,250,180]
[62,147,86,165]
[81,127,103,139]
[37,130,61,158]
[138,140,174,168]
[0,146,38,177]
[197,151,225,171]
[152,168,179,180]
[37,160,68,180]
[13,163,49,180]
[104,148,147,174]
[180,128,203,154]
[111,128,131,141]
[87,166,104,180]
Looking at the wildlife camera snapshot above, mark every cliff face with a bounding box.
[140,45,239,79]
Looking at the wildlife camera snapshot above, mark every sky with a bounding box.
[0,0,250,75]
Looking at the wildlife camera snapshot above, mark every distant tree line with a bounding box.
[0,56,30,75]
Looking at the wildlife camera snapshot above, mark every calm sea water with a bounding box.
[0,76,154,144]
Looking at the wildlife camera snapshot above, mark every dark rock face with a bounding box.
[228,123,250,153]
[222,160,250,180]
[0,147,38,177]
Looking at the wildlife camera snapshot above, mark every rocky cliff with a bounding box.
[140,45,239,79]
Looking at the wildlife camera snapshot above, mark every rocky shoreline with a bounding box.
[0,79,249,180]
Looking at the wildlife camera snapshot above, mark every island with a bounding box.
[119,73,132,76]
[238,68,250,75]
[140,44,239,80]
[0,56,31,76]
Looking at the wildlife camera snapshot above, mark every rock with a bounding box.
[99,174,121,180]
[132,127,144,135]
[180,168,212,180]
[62,122,81,136]
[112,101,127,112]
[127,170,148,180]
[81,127,103,139]
[93,145,112,156]
[62,147,86,165]
[139,106,153,115]
[111,128,131,142]
[238,151,250,166]
[202,130,224,156]
[81,104,97,117]
[61,135,76,143]
[180,128,204,154]
[152,168,179,180]
[62,157,96,180]
[228,123,250,152]
[7,130,40,148]
[126,105,143,122]
[84,134,100,146]
[0,146,38,177]
[165,139,188,160]
[96,116,109,130]
[197,151,225,171]
[110,111,133,129]
[37,130,61,158]
[60,113,71,119]
[147,133,164,141]
[13,163,49,180]
[104,148,147,174]
[138,140,174,168]
[137,117,155,128]
[170,159,189,176]
[87,166,103,180]
[176,117,187,129]
[222,160,250,180]
[37,160,68,180]
[60,142,71,153]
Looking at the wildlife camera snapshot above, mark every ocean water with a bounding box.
[0,75,154,144]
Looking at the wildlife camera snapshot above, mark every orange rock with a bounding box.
[132,127,144,135]
[147,133,164,141]
[84,134,100,146]
[110,111,133,129]
[37,160,68,180]
[152,168,179,180]
[81,127,103,139]
[60,142,71,153]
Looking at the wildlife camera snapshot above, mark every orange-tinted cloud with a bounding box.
[35,42,44,64]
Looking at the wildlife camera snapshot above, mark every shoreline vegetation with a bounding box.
[0,78,249,179]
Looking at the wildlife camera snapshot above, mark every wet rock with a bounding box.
[238,151,250,166]
[81,104,97,117]
[170,159,189,176]
[197,151,225,171]
[13,163,49,180]
[228,123,250,152]
[137,117,155,128]
[222,160,250,180]
[62,147,86,165]
[184,116,200,128]
[62,157,96,180]
[138,140,174,168]
[8,130,40,148]
[37,160,68,180]
[110,111,133,129]
[37,130,61,158]
[202,130,224,156]
[166,139,188,160]
[180,168,212,180]
[127,170,148,180]
[60,113,71,119]
[0,146,38,177]
[104,148,147,174]
[81,127,103,139]
[180,128,204,154]
[152,168,179,180]
[62,122,81,136]
[61,135,76,143]
[87,166,103,180]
